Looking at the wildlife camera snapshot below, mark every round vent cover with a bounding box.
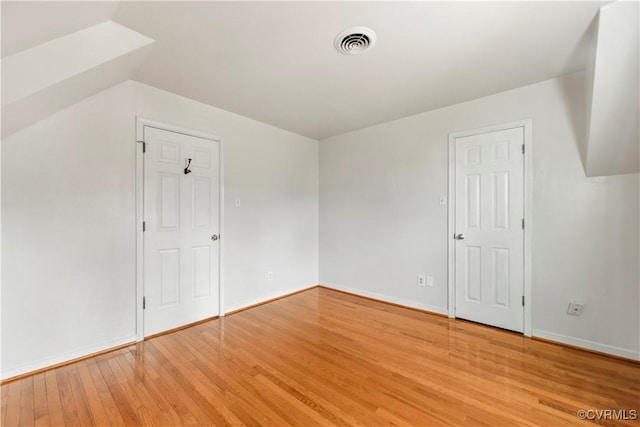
[334,27,377,55]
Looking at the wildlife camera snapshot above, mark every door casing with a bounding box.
[447,120,532,336]
[135,117,225,342]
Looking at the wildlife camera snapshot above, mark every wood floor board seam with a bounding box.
[2,287,638,426]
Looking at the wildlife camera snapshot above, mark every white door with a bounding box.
[454,126,524,332]
[143,126,220,337]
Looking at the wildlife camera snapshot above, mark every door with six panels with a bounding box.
[454,126,524,332]
[143,126,220,337]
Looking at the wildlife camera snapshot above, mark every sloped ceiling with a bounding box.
[1,1,120,57]
[1,20,154,137]
[583,1,639,176]
[113,1,607,140]
[7,1,638,179]
[2,1,610,141]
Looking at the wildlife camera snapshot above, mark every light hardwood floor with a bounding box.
[2,287,639,426]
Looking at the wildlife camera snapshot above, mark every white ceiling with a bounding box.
[2,1,607,140]
[1,1,120,57]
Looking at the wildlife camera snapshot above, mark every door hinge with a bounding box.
[522,144,525,154]
[143,296,146,310]
[522,218,525,229]
[143,221,146,232]
[142,142,147,153]
[522,296,525,306]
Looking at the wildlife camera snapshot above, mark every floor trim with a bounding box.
[4,287,636,426]
[322,284,640,363]
[5,287,638,384]
[1,339,135,385]
[144,315,220,340]
[531,336,640,365]
[226,285,318,316]
[532,329,640,362]
[319,283,448,318]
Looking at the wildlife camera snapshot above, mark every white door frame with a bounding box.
[447,119,533,337]
[135,117,225,342]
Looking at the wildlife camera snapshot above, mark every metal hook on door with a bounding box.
[184,158,192,175]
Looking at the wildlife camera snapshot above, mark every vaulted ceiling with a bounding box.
[2,1,610,141]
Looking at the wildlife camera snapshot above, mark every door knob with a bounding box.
[454,233,465,240]
[211,234,219,241]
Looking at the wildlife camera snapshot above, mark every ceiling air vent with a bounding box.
[334,27,377,55]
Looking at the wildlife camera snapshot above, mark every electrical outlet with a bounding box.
[567,302,584,316]
[417,275,426,287]
[426,276,434,287]
[267,271,273,281]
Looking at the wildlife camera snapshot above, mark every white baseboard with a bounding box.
[532,329,640,361]
[223,283,317,314]
[320,281,448,316]
[1,334,136,381]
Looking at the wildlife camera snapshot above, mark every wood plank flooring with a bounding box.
[2,287,638,426]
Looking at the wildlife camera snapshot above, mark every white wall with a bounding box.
[1,80,319,379]
[2,82,138,379]
[133,82,319,312]
[320,71,639,359]
[2,68,637,380]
